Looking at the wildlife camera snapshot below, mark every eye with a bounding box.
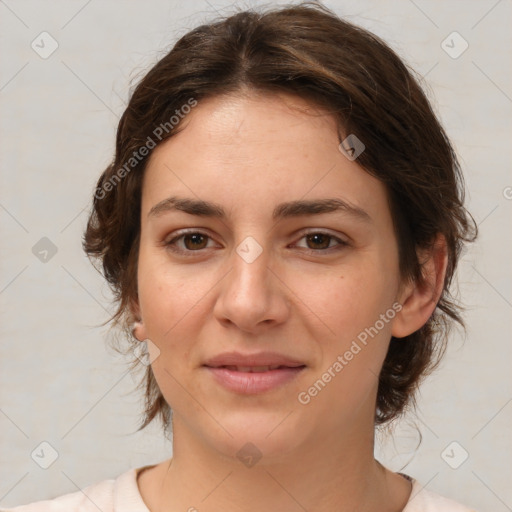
[164,229,348,256]
[165,230,216,254]
[293,231,348,253]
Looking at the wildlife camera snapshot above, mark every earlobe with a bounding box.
[391,234,448,339]
[129,298,148,341]
[132,320,149,342]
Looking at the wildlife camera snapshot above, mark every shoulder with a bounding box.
[0,467,149,512]
[404,478,478,512]
[0,476,116,512]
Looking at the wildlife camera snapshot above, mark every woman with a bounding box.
[4,2,477,510]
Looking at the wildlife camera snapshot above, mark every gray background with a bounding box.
[1,0,511,509]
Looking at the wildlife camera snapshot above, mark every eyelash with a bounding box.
[164,229,349,256]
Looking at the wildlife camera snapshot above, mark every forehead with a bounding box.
[147,91,339,166]
[141,91,390,225]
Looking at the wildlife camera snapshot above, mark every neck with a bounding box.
[153,415,411,512]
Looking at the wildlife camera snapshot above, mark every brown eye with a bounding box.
[182,233,209,250]
[305,233,332,250]
[294,231,348,253]
[165,231,214,254]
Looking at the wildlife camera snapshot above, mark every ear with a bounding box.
[391,234,448,338]
[129,297,149,341]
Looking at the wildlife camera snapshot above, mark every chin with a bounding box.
[201,411,307,464]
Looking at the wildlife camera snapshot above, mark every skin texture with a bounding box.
[132,91,447,512]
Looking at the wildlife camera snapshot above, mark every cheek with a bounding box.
[296,271,397,415]
[139,272,198,338]
[136,249,225,373]
[302,265,399,400]
[137,266,202,395]
[137,246,191,340]
[299,265,397,342]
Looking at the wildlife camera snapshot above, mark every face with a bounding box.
[134,91,405,459]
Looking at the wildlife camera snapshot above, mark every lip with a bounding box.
[202,351,307,394]
[204,366,306,394]
[203,350,305,368]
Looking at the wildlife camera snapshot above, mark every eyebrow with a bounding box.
[147,195,372,223]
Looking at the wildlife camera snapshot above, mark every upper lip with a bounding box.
[203,351,306,368]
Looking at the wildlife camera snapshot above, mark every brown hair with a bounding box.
[83,1,476,435]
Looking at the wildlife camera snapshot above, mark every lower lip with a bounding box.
[204,366,306,394]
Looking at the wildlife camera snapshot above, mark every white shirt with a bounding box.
[0,466,477,511]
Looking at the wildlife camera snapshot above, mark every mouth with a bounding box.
[203,364,307,394]
[206,364,305,372]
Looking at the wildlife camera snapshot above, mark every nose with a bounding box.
[213,241,290,334]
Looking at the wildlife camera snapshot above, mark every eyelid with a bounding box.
[163,228,349,255]
[164,228,219,251]
[291,229,349,251]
